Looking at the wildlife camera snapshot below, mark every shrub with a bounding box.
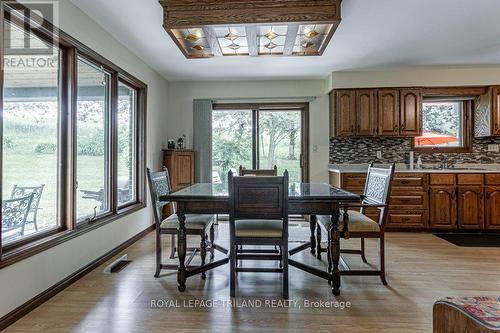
[35,143,57,154]
[3,137,14,149]
[77,129,105,156]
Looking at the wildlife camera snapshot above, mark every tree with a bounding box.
[259,112,300,169]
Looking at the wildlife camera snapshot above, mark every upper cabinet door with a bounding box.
[378,89,400,137]
[400,89,423,136]
[335,90,356,137]
[356,90,377,136]
[491,86,500,136]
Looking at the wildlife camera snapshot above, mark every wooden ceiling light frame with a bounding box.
[159,0,342,58]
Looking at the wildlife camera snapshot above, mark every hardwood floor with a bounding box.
[5,224,500,333]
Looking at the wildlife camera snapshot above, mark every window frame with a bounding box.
[411,98,472,154]
[0,1,147,268]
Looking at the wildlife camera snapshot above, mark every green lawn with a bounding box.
[2,151,124,236]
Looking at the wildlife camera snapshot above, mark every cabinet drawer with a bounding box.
[393,173,427,188]
[342,174,367,187]
[457,174,483,185]
[485,174,500,185]
[390,194,427,209]
[430,174,456,185]
[387,210,427,228]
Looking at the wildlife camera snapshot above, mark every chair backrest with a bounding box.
[362,163,395,224]
[10,185,44,218]
[146,168,172,225]
[239,165,278,177]
[2,193,35,236]
[229,170,288,221]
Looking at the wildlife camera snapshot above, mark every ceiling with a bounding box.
[70,0,500,82]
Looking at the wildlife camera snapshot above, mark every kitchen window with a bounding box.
[413,98,472,153]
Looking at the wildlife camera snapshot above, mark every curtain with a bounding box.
[193,99,213,183]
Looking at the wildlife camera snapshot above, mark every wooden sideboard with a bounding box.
[162,149,195,192]
[330,171,500,232]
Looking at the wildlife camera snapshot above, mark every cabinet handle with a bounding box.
[400,180,411,185]
[451,190,457,199]
[495,123,499,132]
[357,125,361,133]
[394,124,399,132]
[401,123,406,130]
[486,192,491,199]
[480,192,484,199]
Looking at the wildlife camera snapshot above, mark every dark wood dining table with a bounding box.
[160,182,360,296]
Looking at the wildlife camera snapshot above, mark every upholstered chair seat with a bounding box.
[161,214,214,230]
[317,211,380,233]
[235,219,283,238]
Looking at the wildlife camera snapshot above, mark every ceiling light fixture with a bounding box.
[160,0,341,58]
[264,31,278,40]
[264,41,277,50]
[225,32,239,41]
[185,33,200,42]
[227,43,241,50]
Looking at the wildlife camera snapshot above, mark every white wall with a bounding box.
[0,0,169,318]
[329,67,500,89]
[167,79,331,183]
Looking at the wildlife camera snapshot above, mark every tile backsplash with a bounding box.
[329,137,500,165]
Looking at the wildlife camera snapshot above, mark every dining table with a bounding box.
[160,182,360,296]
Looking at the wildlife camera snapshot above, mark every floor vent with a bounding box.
[104,255,132,274]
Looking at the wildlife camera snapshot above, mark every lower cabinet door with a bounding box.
[457,186,484,229]
[485,186,500,230]
[429,187,457,229]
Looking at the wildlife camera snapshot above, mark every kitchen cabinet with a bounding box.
[332,87,422,138]
[378,89,400,137]
[457,187,484,229]
[356,90,378,136]
[332,171,500,232]
[474,86,500,137]
[335,90,356,137]
[485,187,500,230]
[399,89,422,136]
[429,186,457,229]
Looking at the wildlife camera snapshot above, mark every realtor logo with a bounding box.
[3,0,59,56]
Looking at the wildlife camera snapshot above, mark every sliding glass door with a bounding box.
[212,104,308,184]
[258,110,302,183]
[212,109,253,184]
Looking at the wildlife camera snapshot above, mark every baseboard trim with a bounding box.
[0,224,155,331]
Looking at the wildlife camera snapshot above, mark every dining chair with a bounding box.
[147,168,215,279]
[239,165,278,176]
[1,193,35,243]
[228,170,289,299]
[10,185,44,232]
[316,163,395,285]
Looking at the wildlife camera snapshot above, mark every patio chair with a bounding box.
[10,185,44,232]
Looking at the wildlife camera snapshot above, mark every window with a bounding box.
[0,2,146,265]
[413,99,471,152]
[117,81,138,206]
[2,17,63,245]
[76,58,111,221]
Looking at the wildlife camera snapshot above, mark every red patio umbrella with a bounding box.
[415,132,458,146]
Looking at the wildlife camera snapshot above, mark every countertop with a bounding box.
[328,163,500,174]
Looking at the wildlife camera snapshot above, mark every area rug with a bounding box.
[434,233,500,247]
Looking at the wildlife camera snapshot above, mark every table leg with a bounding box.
[177,212,187,292]
[310,215,317,255]
[329,207,341,296]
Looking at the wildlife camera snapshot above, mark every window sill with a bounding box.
[0,202,146,270]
